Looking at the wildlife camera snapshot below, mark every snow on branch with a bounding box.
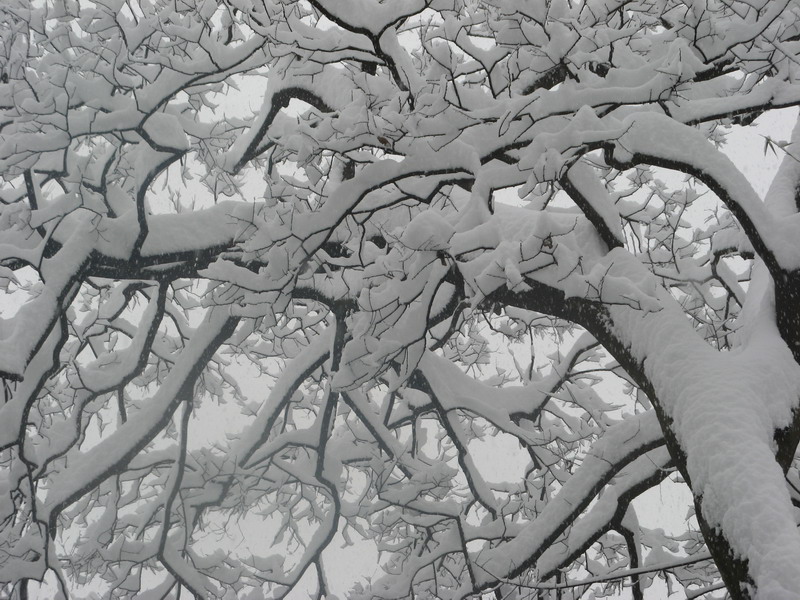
[4,0,800,597]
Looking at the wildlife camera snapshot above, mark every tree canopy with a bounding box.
[3,0,800,598]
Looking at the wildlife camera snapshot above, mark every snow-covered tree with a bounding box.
[4,0,800,598]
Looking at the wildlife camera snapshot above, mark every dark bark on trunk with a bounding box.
[694,502,754,600]
[773,273,800,473]
[489,282,771,598]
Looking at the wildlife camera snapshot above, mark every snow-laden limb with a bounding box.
[225,72,340,174]
[692,0,793,63]
[162,325,354,594]
[607,112,800,274]
[424,374,500,517]
[158,400,224,598]
[233,329,334,467]
[561,160,625,249]
[602,286,800,597]
[0,214,93,379]
[307,0,426,38]
[76,283,166,394]
[18,284,166,473]
[42,306,238,525]
[0,315,67,450]
[535,447,672,581]
[466,199,800,595]
[470,411,664,587]
[419,335,602,446]
[161,541,222,599]
[763,116,800,220]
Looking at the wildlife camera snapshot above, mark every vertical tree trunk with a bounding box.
[694,503,754,600]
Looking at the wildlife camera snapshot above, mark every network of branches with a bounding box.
[2,0,800,599]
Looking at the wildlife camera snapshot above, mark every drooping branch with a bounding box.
[43,308,239,530]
